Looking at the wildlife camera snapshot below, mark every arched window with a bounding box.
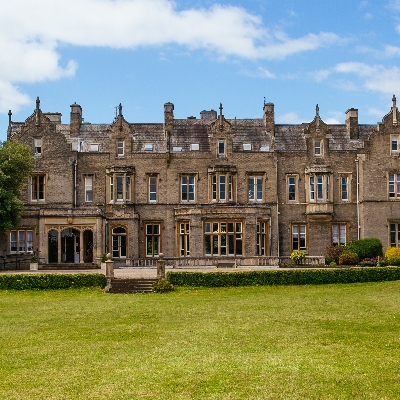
[112,227,127,258]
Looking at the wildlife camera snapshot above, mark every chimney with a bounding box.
[345,108,358,139]
[264,102,275,135]
[164,102,174,132]
[70,102,82,136]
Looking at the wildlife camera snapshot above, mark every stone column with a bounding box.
[157,253,166,279]
[105,253,114,278]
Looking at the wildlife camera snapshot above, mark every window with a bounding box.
[340,176,349,201]
[144,143,153,151]
[85,177,92,202]
[218,140,226,156]
[248,176,263,202]
[117,141,124,157]
[34,138,42,155]
[204,221,242,256]
[148,176,157,202]
[390,223,400,247]
[314,140,322,156]
[291,224,307,252]
[211,174,235,202]
[10,230,33,253]
[257,221,268,256]
[391,135,399,154]
[389,173,400,198]
[287,175,298,202]
[332,224,347,246]
[90,143,99,152]
[112,227,126,258]
[309,174,330,202]
[243,143,252,151]
[146,223,161,257]
[191,143,199,151]
[181,175,195,202]
[107,167,134,203]
[31,175,45,201]
[179,222,190,257]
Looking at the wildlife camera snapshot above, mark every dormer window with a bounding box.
[117,141,124,157]
[191,143,199,151]
[314,140,322,156]
[90,143,99,152]
[144,143,153,151]
[243,143,252,151]
[34,138,42,155]
[218,140,225,156]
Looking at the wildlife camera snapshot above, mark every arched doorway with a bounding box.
[48,230,58,263]
[61,228,80,263]
[83,230,93,263]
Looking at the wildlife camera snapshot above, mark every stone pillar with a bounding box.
[157,253,166,279]
[105,253,114,278]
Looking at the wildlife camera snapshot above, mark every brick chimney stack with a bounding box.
[70,102,82,136]
[345,108,359,139]
[264,102,275,135]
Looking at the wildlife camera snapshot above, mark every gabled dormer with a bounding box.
[209,103,233,160]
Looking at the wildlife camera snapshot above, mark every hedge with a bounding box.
[0,274,107,290]
[166,267,400,287]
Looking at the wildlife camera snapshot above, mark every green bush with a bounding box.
[344,238,383,260]
[385,247,400,266]
[290,250,305,264]
[166,267,400,288]
[0,274,106,290]
[152,279,174,293]
[339,252,359,265]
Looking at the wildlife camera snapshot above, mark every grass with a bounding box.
[0,282,400,399]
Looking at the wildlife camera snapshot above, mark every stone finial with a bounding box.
[118,103,123,117]
[316,104,319,117]
[8,110,12,126]
[219,102,223,116]
[36,96,40,111]
[393,94,398,125]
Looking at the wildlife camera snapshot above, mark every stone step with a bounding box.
[106,278,157,294]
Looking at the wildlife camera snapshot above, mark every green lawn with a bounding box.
[1,282,399,399]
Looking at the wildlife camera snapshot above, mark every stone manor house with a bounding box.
[3,96,400,266]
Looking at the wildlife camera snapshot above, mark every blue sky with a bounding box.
[1,0,400,141]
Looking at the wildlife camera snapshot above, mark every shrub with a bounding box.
[325,245,345,264]
[359,257,387,267]
[152,279,174,293]
[344,238,383,260]
[30,254,38,263]
[290,250,305,265]
[385,247,400,266]
[339,252,359,265]
[166,268,400,287]
[101,253,108,263]
[0,274,106,290]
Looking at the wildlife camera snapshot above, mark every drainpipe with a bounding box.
[275,156,280,257]
[356,158,360,240]
[73,160,77,208]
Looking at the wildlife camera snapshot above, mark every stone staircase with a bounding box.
[105,278,157,294]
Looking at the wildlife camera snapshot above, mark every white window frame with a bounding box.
[257,220,269,256]
[340,175,350,202]
[84,176,93,202]
[112,227,127,258]
[389,173,400,199]
[243,143,252,151]
[210,173,236,202]
[144,143,153,151]
[248,176,263,202]
[10,230,34,253]
[148,175,158,203]
[90,143,99,152]
[391,135,399,155]
[190,143,199,151]
[108,173,133,203]
[34,138,42,155]
[179,222,190,257]
[332,223,347,246]
[287,174,298,203]
[217,140,226,156]
[117,141,124,157]
[314,140,322,156]
[308,174,331,202]
[146,223,161,257]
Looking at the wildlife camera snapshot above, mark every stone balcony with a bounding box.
[305,203,334,222]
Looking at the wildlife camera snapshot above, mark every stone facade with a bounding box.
[3,96,400,265]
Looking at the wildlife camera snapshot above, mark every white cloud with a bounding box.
[0,0,341,113]
[313,62,400,96]
[277,112,303,124]
[368,107,388,117]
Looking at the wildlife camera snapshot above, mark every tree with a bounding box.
[0,140,34,231]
